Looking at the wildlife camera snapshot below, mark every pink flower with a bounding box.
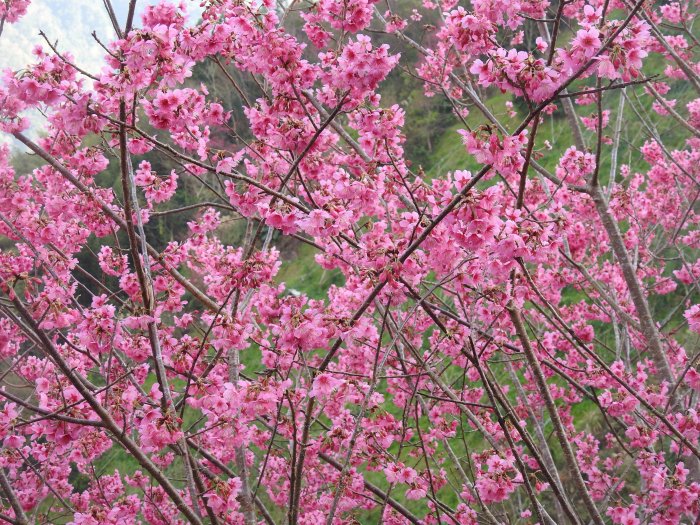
[0,0,31,23]
[405,487,427,500]
[685,368,700,391]
[573,27,601,55]
[597,56,621,79]
[383,463,402,483]
[606,505,640,525]
[310,373,344,398]
[474,454,518,503]
[4,434,23,448]
[684,305,700,333]
[397,467,418,484]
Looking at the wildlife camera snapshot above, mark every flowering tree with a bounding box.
[0,0,699,523]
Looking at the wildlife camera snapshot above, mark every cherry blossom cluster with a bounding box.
[0,0,29,25]
[0,0,698,524]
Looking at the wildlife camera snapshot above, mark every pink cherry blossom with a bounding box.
[0,1,698,523]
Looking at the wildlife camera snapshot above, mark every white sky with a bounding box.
[0,0,204,73]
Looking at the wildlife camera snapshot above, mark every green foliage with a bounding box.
[275,242,345,299]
